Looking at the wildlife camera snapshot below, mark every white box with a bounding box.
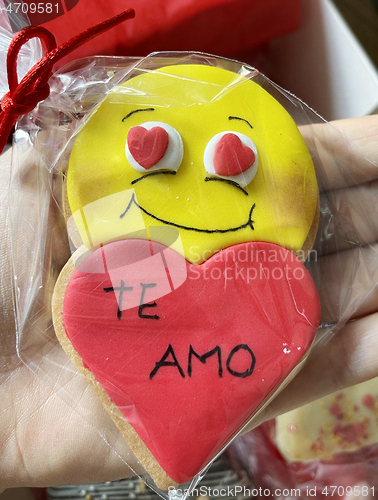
[268,0,378,121]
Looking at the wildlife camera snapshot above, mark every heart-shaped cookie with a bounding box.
[127,126,169,169]
[52,239,320,489]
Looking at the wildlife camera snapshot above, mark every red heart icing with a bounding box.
[62,240,320,484]
[128,126,169,169]
[214,133,255,176]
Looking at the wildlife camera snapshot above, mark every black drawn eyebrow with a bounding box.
[122,108,155,122]
[204,176,248,196]
[228,115,253,129]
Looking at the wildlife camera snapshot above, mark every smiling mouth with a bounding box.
[120,193,255,234]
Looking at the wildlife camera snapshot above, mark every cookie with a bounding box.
[275,377,378,462]
[53,240,320,488]
[52,62,321,489]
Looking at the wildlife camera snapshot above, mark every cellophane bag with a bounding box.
[230,378,378,498]
[7,51,378,497]
[0,1,42,99]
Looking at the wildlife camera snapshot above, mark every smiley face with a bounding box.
[67,64,318,264]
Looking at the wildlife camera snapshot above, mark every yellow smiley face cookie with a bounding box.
[67,64,318,264]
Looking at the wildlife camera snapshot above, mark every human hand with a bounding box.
[251,114,378,427]
[0,115,377,490]
[0,146,138,492]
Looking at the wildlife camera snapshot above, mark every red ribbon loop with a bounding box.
[6,26,57,94]
[0,9,135,155]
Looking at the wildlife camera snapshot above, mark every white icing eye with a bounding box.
[126,121,183,173]
[204,131,258,187]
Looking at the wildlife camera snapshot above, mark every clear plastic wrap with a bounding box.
[7,51,378,496]
[0,2,42,99]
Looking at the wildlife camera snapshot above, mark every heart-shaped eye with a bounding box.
[204,131,258,187]
[128,126,169,169]
[214,134,255,176]
[126,122,183,173]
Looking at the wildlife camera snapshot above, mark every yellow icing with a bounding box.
[67,64,318,264]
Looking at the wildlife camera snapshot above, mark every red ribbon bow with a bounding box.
[0,8,135,155]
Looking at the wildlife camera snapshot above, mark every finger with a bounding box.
[250,311,378,428]
[314,179,378,257]
[301,115,378,192]
[306,242,378,326]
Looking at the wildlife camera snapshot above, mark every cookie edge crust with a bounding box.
[51,247,177,491]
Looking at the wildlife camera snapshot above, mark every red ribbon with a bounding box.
[0,8,135,155]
